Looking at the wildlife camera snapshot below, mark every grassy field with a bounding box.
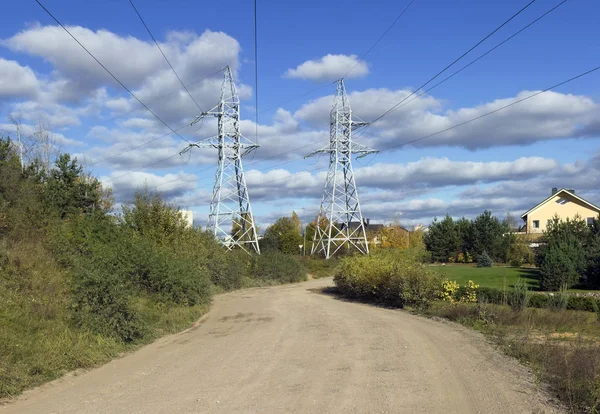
[430,265,540,290]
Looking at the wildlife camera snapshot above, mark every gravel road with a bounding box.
[2,277,561,413]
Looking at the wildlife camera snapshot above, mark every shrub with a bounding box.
[459,280,479,303]
[334,249,441,309]
[547,288,569,312]
[508,280,530,311]
[71,267,144,342]
[440,280,459,303]
[538,242,583,291]
[567,296,600,313]
[477,286,505,305]
[528,293,549,309]
[251,251,306,284]
[476,251,493,268]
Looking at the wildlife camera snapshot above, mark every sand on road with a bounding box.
[2,277,561,413]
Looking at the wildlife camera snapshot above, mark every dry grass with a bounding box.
[426,301,600,413]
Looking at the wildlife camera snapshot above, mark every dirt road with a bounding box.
[3,278,561,413]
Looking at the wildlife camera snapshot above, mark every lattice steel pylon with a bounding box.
[180,66,260,254]
[306,79,378,259]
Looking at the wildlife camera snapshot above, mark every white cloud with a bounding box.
[356,157,558,189]
[285,54,369,81]
[0,58,39,98]
[295,88,600,151]
[102,170,198,202]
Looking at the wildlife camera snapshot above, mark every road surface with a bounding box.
[2,277,561,413]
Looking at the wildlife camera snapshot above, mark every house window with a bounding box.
[547,219,551,228]
[532,220,540,229]
[588,217,595,226]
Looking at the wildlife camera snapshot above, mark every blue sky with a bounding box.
[1,0,599,229]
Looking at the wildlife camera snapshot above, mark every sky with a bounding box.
[1,0,599,230]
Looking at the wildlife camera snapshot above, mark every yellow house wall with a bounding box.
[525,193,599,233]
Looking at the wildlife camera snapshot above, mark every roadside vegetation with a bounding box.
[333,210,600,413]
[0,136,306,399]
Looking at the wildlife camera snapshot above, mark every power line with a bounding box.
[355,0,568,140]
[344,0,417,78]
[89,121,193,167]
[101,68,224,125]
[91,0,566,201]
[178,64,600,206]
[260,0,417,116]
[34,0,190,143]
[366,0,538,127]
[376,64,600,153]
[156,0,566,193]
[128,0,203,112]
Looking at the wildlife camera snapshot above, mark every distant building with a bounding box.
[180,210,194,228]
[520,188,600,234]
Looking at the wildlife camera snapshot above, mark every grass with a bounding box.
[425,301,600,413]
[299,256,340,279]
[430,264,540,290]
[430,264,597,293]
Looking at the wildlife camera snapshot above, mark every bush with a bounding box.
[251,251,306,284]
[538,242,583,291]
[508,280,530,311]
[71,267,144,342]
[528,293,549,309]
[477,286,505,305]
[334,249,441,309]
[547,288,569,312]
[440,280,459,302]
[476,251,493,268]
[567,296,600,313]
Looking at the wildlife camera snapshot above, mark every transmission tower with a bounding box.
[306,79,378,259]
[181,66,260,254]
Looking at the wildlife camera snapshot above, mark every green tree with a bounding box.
[455,217,475,256]
[424,215,459,262]
[537,216,587,290]
[472,210,507,260]
[122,188,187,245]
[45,154,105,218]
[260,215,303,254]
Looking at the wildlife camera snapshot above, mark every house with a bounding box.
[520,188,600,234]
[180,210,194,228]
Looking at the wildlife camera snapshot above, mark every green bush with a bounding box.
[476,286,502,304]
[71,267,144,342]
[209,249,251,291]
[528,293,549,309]
[334,249,441,309]
[567,296,600,313]
[547,288,569,312]
[508,280,530,311]
[476,251,493,268]
[251,251,306,284]
[538,242,583,291]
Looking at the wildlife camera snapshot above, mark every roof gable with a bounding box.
[521,189,600,218]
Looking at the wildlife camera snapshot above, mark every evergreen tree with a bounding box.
[424,215,459,262]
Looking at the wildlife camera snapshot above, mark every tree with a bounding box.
[122,188,188,245]
[409,228,425,249]
[472,210,507,260]
[455,217,475,256]
[44,154,105,218]
[583,216,600,288]
[537,216,587,290]
[377,221,409,249]
[476,250,493,268]
[260,215,303,254]
[424,215,459,262]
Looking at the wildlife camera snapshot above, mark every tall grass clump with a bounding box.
[334,248,441,309]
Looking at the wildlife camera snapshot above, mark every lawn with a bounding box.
[430,265,540,290]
